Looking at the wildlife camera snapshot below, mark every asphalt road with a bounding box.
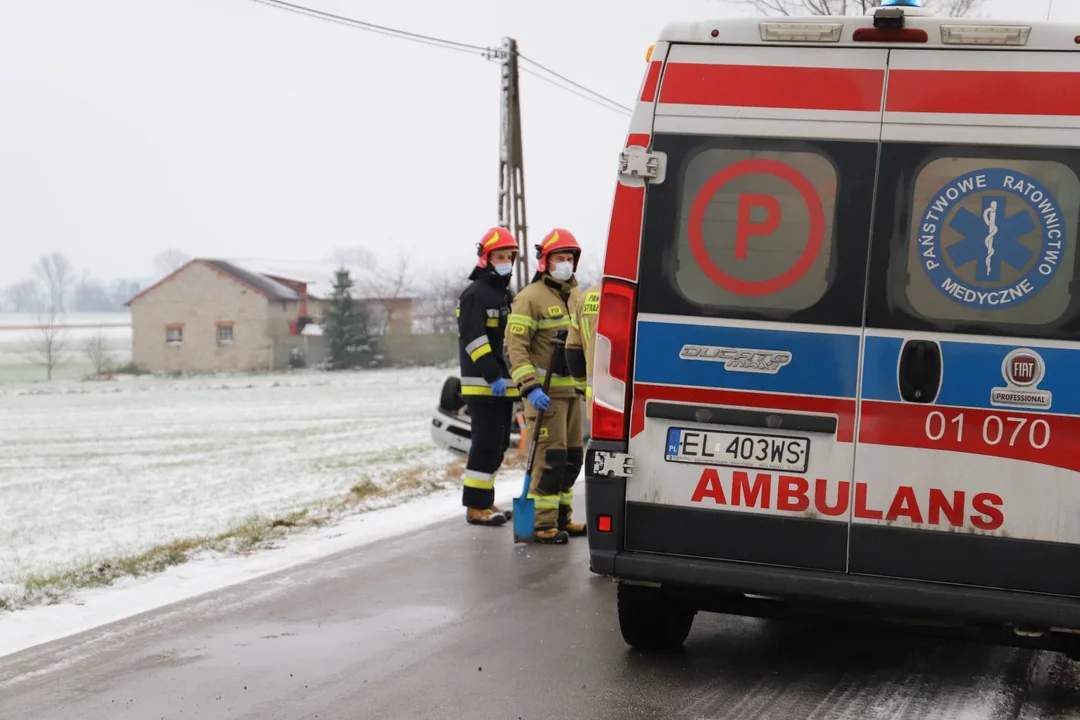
[4,504,1080,720]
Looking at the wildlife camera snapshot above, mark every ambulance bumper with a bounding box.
[610,552,1080,630]
[584,443,1080,631]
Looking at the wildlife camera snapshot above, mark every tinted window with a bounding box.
[636,135,877,327]
[867,144,1080,339]
[675,149,839,313]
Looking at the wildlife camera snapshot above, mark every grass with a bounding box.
[2,448,526,612]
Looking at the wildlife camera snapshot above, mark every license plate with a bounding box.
[664,427,809,474]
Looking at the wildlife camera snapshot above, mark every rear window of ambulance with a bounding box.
[897,156,1080,329]
[673,148,839,314]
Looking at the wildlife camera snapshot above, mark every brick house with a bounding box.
[126,258,413,373]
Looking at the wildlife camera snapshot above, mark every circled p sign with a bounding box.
[687,158,826,297]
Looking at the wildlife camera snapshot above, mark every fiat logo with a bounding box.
[1008,353,1039,387]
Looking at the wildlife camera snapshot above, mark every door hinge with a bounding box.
[618,147,666,187]
[589,450,635,479]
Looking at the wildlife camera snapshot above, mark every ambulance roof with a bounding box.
[657,13,1080,51]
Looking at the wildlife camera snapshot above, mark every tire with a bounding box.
[617,583,696,652]
[439,376,465,412]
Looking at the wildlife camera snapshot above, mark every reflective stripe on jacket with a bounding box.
[505,274,582,399]
[566,283,599,395]
[456,267,514,399]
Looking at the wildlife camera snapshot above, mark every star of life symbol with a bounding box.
[953,194,1033,283]
[919,168,1065,310]
[991,347,1052,410]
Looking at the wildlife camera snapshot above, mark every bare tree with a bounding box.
[327,246,377,271]
[417,269,470,335]
[73,272,114,313]
[730,0,981,17]
[357,254,414,335]
[154,248,191,277]
[33,253,74,315]
[4,279,41,313]
[108,278,142,309]
[84,332,114,376]
[27,307,67,381]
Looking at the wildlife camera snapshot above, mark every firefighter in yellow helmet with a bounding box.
[505,229,586,544]
[566,280,601,433]
[457,226,520,527]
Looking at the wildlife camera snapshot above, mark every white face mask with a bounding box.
[493,262,513,276]
[550,261,574,282]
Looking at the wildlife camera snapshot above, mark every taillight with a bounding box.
[592,278,636,442]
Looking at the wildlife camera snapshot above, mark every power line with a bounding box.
[242,0,632,115]
[517,53,633,114]
[244,0,491,56]
[520,67,630,116]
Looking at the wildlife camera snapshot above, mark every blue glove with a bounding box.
[526,386,550,412]
[490,377,507,397]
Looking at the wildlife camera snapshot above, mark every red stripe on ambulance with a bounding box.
[690,468,1004,531]
[859,400,1076,473]
[601,133,651,282]
[631,383,855,441]
[657,64,885,112]
[886,70,1080,116]
[640,61,663,104]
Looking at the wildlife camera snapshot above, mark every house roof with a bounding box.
[202,259,300,301]
[225,259,382,301]
[125,256,405,307]
[125,258,301,306]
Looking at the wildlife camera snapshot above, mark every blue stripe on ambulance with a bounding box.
[634,320,860,398]
[861,335,1080,414]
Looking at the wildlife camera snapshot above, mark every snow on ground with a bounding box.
[0,473,526,659]
[0,365,455,593]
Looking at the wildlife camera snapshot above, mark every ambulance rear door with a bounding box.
[622,42,887,572]
[852,48,1080,597]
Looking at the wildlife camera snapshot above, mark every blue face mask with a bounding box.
[494,262,513,276]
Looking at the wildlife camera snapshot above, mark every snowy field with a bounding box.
[0,365,458,598]
[0,312,132,383]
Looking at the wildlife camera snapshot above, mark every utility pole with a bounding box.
[495,37,529,292]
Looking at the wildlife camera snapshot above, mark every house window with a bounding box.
[216,323,234,344]
[166,325,183,344]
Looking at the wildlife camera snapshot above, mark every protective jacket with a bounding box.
[506,274,582,399]
[457,265,516,398]
[566,282,600,401]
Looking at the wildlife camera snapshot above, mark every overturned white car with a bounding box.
[429,377,524,457]
[429,376,590,456]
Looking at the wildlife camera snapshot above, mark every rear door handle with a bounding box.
[898,339,942,404]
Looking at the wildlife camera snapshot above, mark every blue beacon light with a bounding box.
[880,0,924,6]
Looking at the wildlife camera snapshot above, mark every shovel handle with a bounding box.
[523,338,565,477]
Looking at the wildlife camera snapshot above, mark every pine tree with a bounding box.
[322,268,375,369]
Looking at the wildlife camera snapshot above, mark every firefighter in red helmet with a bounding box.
[504,229,587,544]
[456,226,521,526]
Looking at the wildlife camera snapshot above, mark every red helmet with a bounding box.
[534,228,581,273]
[475,226,519,268]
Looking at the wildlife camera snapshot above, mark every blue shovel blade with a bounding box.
[513,475,535,543]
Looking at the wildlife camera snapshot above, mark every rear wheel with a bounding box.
[439,376,465,412]
[617,583,696,651]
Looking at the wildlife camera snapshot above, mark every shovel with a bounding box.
[513,340,564,544]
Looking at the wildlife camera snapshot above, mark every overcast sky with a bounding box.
[0,0,1071,289]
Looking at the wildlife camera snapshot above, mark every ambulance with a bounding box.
[583,0,1080,654]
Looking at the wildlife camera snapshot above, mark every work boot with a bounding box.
[492,504,512,521]
[533,527,569,544]
[558,507,587,537]
[466,507,506,526]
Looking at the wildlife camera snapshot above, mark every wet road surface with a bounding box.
[4,502,1080,719]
